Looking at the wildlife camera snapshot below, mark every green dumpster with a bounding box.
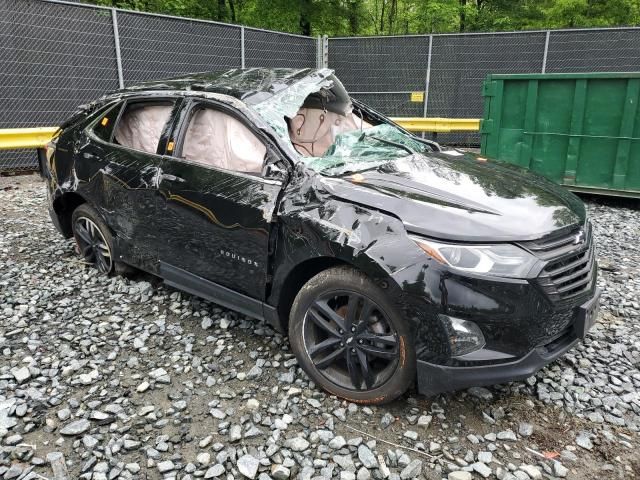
[481,72,640,198]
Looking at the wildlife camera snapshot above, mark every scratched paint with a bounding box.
[41,68,597,397]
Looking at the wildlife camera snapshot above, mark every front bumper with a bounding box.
[416,288,601,396]
[417,331,578,395]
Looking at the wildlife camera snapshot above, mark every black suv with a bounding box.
[40,68,600,404]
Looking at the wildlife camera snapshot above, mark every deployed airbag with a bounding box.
[114,104,173,154]
[182,108,266,173]
[289,107,372,157]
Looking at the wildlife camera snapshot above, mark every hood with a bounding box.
[321,151,586,242]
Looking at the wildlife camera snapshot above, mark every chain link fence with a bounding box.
[2,0,640,172]
[0,0,317,172]
[329,27,640,146]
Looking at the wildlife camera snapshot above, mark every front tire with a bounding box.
[289,266,415,404]
[71,204,115,275]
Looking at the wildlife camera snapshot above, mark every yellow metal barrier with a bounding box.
[0,118,479,151]
[391,117,481,133]
[0,127,59,150]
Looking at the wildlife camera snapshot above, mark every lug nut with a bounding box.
[340,342,344,347]
[358,339,363,344]
[351,348,356,353]
[351,326,356,332]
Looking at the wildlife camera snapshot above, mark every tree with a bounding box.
[459,0,466,31]
[347,0,362,35]
[88,0,640,35]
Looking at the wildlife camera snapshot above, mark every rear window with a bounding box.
[91,103,123,142]
[112,100,175,154]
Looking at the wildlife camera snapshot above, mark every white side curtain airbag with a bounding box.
[114,105,173,154]
[182,108,266,173]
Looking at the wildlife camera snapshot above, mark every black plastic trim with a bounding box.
[37,148,49,179]
[416,332,580,396]
[47,201,65,236]
[160,261,278,325]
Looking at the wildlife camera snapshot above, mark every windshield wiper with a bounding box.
[358,133,415,156]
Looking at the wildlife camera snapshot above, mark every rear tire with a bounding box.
[71,204,115,275]
[289,266,415,404]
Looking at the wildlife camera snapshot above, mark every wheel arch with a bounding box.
[52,191,87,238]
[270,252,398,333]
[272,256,350,333]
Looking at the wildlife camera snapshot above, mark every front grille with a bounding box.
[521,222,597,304]
[532,309,576,347]
[539,325,575,353]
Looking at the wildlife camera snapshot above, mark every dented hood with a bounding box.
[321,152,586,242]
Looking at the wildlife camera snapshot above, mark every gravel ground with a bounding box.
[1,174,639,480]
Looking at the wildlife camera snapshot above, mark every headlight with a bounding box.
[411,236,538,278]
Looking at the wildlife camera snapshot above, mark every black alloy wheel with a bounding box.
[303,291,399,391]
[289,266,415,404]
[74,216,113,273]
[71,204,115,275]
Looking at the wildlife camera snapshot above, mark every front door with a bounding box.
[156,100,284,299]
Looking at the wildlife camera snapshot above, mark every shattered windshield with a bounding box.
[252,68,336,153]
[251,68,432,176]
[304,124,431,175]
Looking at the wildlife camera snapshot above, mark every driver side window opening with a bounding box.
[180,106,267,174]
[287,82,374,158]
[288,107,373,157]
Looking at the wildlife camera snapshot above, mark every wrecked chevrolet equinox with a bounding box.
[40,68,600,404]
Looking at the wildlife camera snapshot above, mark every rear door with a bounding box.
[82,97,181,272]
[156,99,285,300]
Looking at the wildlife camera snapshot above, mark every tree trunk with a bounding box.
[299,0,312,36]
[388,0,397,34]
[459,0,467,32]
[380,0,386,34]
[217,0,227,21]
[348,0,359,35]
[228,0,236,22]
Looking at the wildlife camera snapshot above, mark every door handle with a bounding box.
[83,152,102,161]
[161,173,186,183]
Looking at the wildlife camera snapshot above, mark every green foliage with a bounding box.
[88,0,640,35]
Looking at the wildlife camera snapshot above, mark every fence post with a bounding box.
[542,30,550,74]
[322,35,329,68]
[111,9,125,89]
[420,35,434,138]
[423,34,433,118]
[316,35,322,68]
[240,26,245,68]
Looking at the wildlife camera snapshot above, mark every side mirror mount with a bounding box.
[263,151,287,181]
[264,162,286,181]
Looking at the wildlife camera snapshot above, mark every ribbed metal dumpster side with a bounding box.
[481,73,640,198]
